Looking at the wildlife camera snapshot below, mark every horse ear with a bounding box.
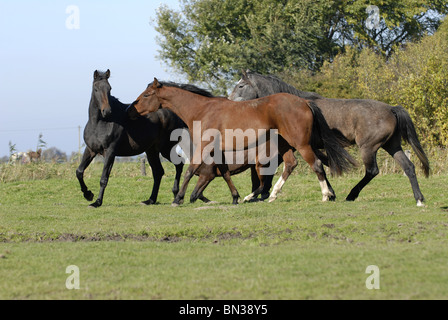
[152,78,159,89]
[153,78,162,89]
[94,70,99,80]
[105,69,110,78]
[242,69,249,80]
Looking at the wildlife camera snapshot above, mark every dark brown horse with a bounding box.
[28,149,42,162]
[128,78,356,206]
[229,70,430,206]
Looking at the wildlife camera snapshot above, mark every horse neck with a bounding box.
[252,75,321,99]
[88,94,102,123]
[158,88,207,128]
[88,94,126,124]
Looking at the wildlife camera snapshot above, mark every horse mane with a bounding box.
[107,95,131,113]
[148,81,215,98]
[247,71,323,100]
[109,95,122,104]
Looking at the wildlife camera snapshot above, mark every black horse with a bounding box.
[76,70,188,207]
[229,70,430,206]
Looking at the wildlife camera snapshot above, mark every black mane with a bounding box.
[148,81,214,98]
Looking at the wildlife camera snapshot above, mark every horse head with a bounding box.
[228,69,258,101]
[92,69,112,119]
[127,77,163,119]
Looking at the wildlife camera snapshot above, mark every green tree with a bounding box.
[155,0,447,92]
[338,0,448,57]
[155,0,333,93]
[384,20,448,147]
[288,19,448,148]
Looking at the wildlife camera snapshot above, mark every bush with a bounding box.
[285,19,448,149]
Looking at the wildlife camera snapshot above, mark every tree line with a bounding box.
[155,0,448,148]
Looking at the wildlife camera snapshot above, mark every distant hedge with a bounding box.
[285,20,448,149]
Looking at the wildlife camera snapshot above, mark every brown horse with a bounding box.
[28,149,42,162]
[128,78,356,206]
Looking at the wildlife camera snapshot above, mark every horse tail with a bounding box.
[391,105,430,177]
[307,101,358,176]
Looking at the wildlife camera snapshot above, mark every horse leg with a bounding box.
[383,143,425,206]
[197,192,212,203]
[190,170,214,203]
[216,161,240,205]
[76,147,96,202]
[172,162,184,198]
[89,151,116,208]
[250,166,261,193]
[297,144,338,202]
[346,146,380,202]
[243,166,262,202]
[173,162,203,206]
[159,144,183,200]
[142,150,165,205]
[174,160,212,202]
[195,164,214,203]
[243,163,269,203]
[268,149,298,202]
[260,154,284,200]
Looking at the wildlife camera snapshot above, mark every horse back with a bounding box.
[315,98,396,144]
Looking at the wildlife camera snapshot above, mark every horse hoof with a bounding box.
[141,199,155,205]
[260,194,269,201]
[268,197,276,203]
[171,202,180,207]
[199,196,211,203]
[88,202,101,208]
[84,191,94,202]
[416,200,425,207]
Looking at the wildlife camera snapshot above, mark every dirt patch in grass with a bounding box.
[0,231,254,243]
[0,232,178,243]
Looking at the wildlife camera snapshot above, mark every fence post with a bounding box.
[140,158,146,176]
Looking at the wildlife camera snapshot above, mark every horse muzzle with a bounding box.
[126,102,139,120]
[101,107,112,119]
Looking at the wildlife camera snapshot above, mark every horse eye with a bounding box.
[143,94,149,98]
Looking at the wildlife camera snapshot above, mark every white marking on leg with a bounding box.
[269,175,286,203]
[319,179,333,202]
[243,192,256,202]
[416,200,425,207]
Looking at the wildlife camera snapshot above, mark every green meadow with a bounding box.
[0,160,447,299]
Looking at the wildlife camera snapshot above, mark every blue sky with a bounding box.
[0,0,183,157]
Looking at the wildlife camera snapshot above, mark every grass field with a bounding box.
[0,160,448,300]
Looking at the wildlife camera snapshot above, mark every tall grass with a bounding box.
[1,147,447,183]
